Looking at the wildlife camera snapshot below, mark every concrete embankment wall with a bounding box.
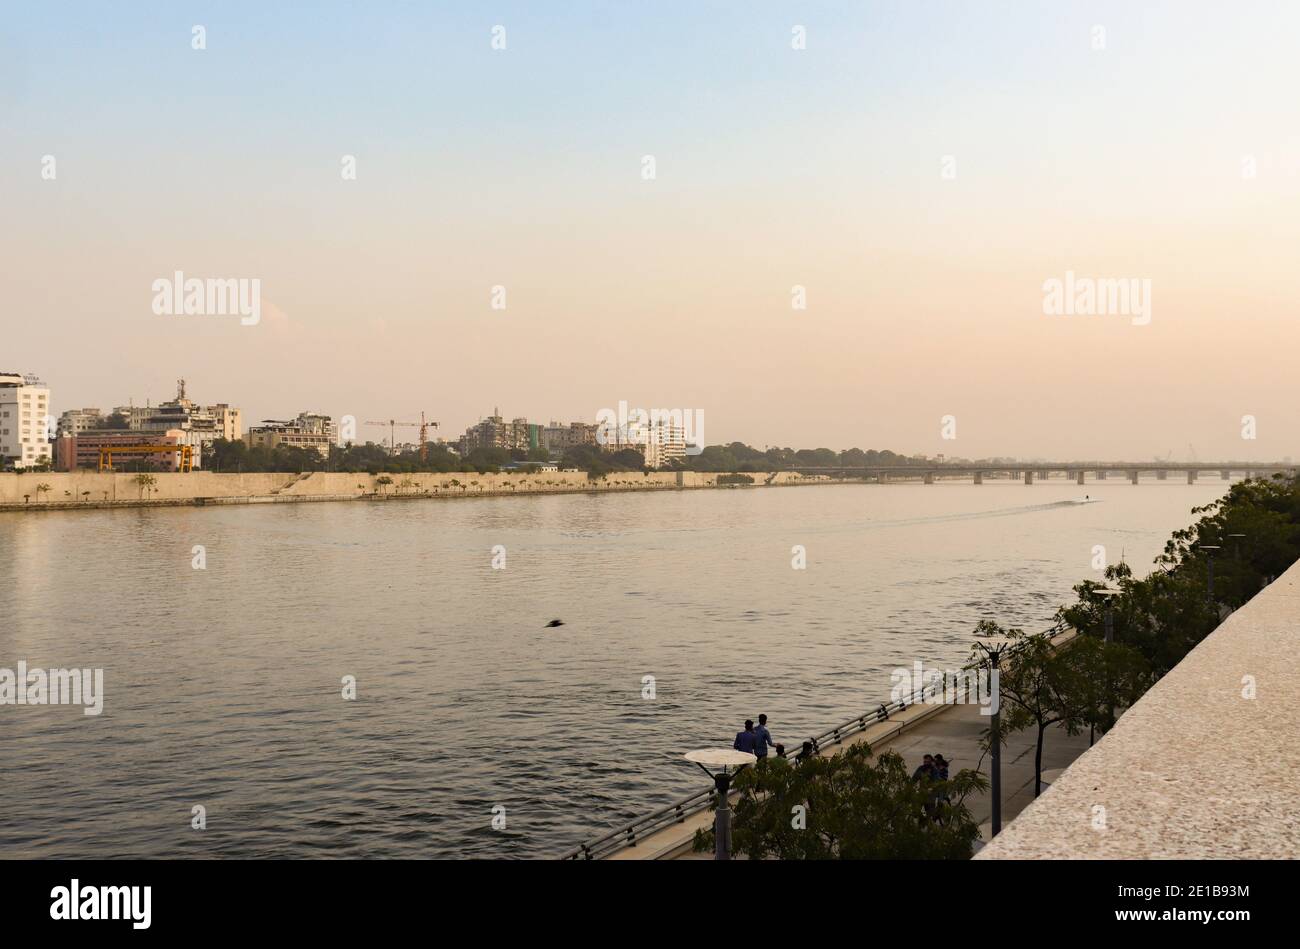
[0,470,825,510]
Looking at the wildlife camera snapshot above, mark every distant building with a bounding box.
[56,408,106,436]
[208,404,242,442]
[458,409,540,454]
[246,412,336,458]
[600,416,685,469]
[643,420,686,469]
[0,371,51,469]
[542,421,598,454]
[106,381,243,468]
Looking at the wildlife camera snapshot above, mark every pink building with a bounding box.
[56,429,188,472]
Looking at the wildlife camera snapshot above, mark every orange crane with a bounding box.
[364,412,438,460]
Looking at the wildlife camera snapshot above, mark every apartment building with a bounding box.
[459,410,541,454]
[0,371,52,469]
[642,420,686,469]
[246,412,337,458]
[542,421,599,454]
[56,407,106,436]
[599,415,685,469]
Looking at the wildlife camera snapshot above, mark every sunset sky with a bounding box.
[4,1,1298,460]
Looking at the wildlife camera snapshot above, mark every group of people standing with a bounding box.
[729,716,835,766]
[911,752,952,822]
[730,721,954,823]
[732,715,785,761]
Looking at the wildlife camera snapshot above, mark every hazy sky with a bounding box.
[3,2,1298,460]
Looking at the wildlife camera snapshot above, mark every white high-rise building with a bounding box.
[602,416,686,468]
[643,420,686,469]
[0,371,52,469]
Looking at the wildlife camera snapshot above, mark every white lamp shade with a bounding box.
[684,749,757,769]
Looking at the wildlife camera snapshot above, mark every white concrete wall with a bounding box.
[0,469,830,505]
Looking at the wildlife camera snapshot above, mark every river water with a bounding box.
[0,480,1229,857]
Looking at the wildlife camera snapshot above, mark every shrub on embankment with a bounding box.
[692,745,987,859]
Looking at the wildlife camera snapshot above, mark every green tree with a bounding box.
[465,446,512,470]
[1061,633,1152,739]
[972,621,1149,797]
[610,447,645,469]
[132,473,157,499]
[205,437,244,471]
[693,745,986,859]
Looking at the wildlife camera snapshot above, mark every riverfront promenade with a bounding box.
[596,634,1094,860]
[662,703,1093,860]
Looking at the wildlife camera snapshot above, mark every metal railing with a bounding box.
[558,622,1067,860]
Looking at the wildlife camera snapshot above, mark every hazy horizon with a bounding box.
[4,1,1299,460]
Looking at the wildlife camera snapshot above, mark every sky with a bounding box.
[3,1,1298,461]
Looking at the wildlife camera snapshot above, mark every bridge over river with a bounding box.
[791,462,1299,485]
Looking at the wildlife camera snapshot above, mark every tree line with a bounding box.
[199,438,932,476]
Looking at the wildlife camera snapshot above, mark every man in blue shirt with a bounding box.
[733,720,758,754]
[752,714,776,761]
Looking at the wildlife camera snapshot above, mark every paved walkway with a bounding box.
[610,686,1096,859]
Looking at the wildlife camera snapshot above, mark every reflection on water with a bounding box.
[0,481,1229,857]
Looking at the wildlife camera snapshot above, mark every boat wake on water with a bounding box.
[863,497,1104,530]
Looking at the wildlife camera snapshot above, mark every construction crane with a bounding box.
[364,412,438,460]
[98,443,194,473]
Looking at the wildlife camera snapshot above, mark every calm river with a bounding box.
[0,480,1229,857]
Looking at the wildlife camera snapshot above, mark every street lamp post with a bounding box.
[684,749,757,860]
[1092,588,1120,744]
[971,634,1012,837]
[1198,545,1221,603]
[1226,533,1246,561]
[1092,587,1119,643]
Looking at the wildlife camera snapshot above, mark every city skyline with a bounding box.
[14,372,1296,464]
[6,2,1300,459]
